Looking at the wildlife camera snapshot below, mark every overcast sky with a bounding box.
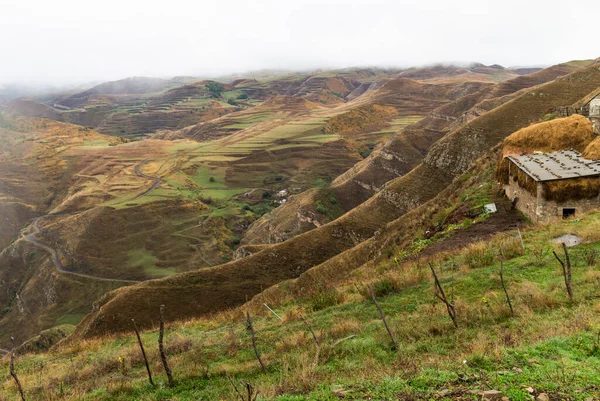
[1,0,598,85]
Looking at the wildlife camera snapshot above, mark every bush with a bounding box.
[237,92,249,100]
[315,201,327,215]
[310,288,342,312]
[496,234,525,259]
[371,277,399,297]
[227,98,239,106]
[463,241,495,269]
[206,82,224,96]
[209,177,215,182]
[359,149,372,159]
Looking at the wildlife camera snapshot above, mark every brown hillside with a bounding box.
[323,104,397,135]
[71,61,600,340]
[242,64,577,245]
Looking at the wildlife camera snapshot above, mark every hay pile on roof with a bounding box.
[543,177,600,202]
[502,114,594,156]
[583,137,600,160]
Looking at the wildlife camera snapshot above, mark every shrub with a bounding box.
[371,277,399,297]
[237,92,249,100]
[463,241,495,269]
[206,82,224,96]
[359,149,372,159]
[496,234,525,259]
[315,201,327,215]
[227,98,239,106]
[310,288,342,312]
[209,176,215,182]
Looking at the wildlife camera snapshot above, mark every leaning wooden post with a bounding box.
[158,305,175,387]
[246,311,266,373]
[299,313,319,347]
[10,337,26,401]
[553,243,573,302]
[132,319,154,386]
[366,283,398,350]
[429,263,458,328]
[499,261,515,317]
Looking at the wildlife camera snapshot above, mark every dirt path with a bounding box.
[418,199,524,259]
[20,215,140,284]
[133,160,162,199]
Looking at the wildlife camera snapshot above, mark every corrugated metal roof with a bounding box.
[507,150,600,182]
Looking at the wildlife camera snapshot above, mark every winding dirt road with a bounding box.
[133,160,162,199]
[20,215,140,284]
[15,160,167,284]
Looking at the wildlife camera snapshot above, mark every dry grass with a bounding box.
[463,241,496,269]
[514,281,561,312]
[543,177,600,202]
[583,136,600,160]
[502,114,594,156]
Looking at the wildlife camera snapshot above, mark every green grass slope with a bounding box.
[4,191,600,400]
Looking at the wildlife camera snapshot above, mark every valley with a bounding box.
[1,58,600,400]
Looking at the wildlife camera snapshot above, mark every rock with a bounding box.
[438,389,451,396]
[481,390,504,400]
[512,367,523,373]
[501,398,510,401]
[536,394,549,401]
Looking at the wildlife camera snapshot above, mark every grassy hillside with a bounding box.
[3,167,600,400]
[65,60,600,342]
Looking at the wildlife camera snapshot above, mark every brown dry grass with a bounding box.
[583,136,600,159]
[543,177,600,201]
[502,114,594,156]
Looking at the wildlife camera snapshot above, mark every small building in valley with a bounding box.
[503,150,600,222]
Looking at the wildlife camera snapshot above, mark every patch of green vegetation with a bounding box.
[55,313,86,326]
[189,165,228,189]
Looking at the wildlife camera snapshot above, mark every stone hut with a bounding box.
[503,150,600,222]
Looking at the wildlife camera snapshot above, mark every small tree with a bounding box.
[206,82,224,97]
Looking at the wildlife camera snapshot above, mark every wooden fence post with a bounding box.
[499,261,515,317]
[366,283,398,350]
[158,305,175,387]
[553,243,573,302]
[246,311,267,373]
[299,313,319,347]
[10,337,26,401]
[132,319,154,386]
[429,263,458,328]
